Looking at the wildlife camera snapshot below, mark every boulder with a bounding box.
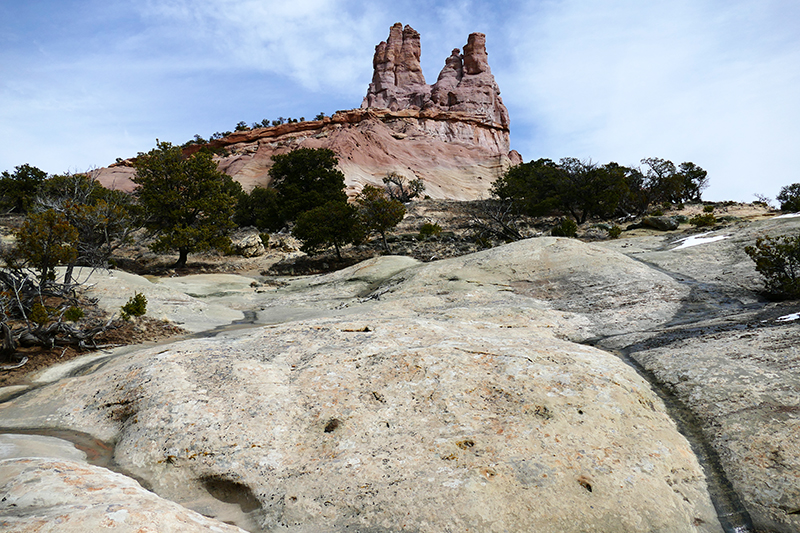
[641,215,680,231]
[230,227,266,257]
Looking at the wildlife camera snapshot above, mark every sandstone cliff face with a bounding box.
[363,24,510,129]
[95,24,520,201]
[363,23,429,111]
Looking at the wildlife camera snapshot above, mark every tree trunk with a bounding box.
[174,248,189,268]
[0,322,17,363]
[64,262,75,285]
[381,231,390,252]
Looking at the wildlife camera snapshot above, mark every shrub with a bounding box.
[703,204,715,213]
[776,183,800,212]
[689,213,717,227]
[121,292,147,321]
[418,222,442,240]
[64,306,84,322]
[745,234,800,298]
[356,185,406,251]
[607,225,622,239]
[551,218,578,237]
[29,302,52,327]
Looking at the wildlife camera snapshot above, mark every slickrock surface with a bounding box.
[594,215,800,532]
[0,458,247,532]
[77,268,244,332]
[0,238,724,532]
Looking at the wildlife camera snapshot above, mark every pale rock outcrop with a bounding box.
[596,215,800,532]
[0,320,722,533]
[230,227,266,258]
[0,458,248,533]
[0,239,724,532]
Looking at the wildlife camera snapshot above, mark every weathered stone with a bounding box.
[364,26,510,129]
[363,23,429,110]
[75,267,244,332]
[641,215,680,231]
[95,108,518,201]
[0,458,247,532]
[595,215,800,532]
[0,239,724,532]
[428,32,510,128]
[230,227,266,257]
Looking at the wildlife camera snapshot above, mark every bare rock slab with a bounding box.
[0,314,722,532]
[0,458,247,532]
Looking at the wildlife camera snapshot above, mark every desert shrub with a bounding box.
[607,225,622,239]
[121,292,147,321]
[703,204,715,213]
[418,222,442,240]
[689,213,717,227]
[29,302,53,327]
[776,183,800,212]
[551,218,578,237]
[292,201,364,260]
[383,172,425,203]
[0,164,48,214]
[745,234,800,298]
[64,306,84,322]
[134,141,240,268]
[356,185,406,251]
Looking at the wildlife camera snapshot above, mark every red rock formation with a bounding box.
[363,23,430,110]
[95,24,521,201]
[363,26,510,129]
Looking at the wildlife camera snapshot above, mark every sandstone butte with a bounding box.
[95,23,521,201]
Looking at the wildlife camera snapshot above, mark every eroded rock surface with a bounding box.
[363,24,509,129]
[0,458,247,532]
[0,239,724,532]
[594,215,800,532]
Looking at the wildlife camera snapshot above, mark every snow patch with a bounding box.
[671,232,730,250]
[774,212,800,219]
[776,313,800,322]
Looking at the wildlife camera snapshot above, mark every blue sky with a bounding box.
[2,0,799,202]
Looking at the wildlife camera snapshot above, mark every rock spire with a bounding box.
[363,24,510,128]
[362,23,429,110]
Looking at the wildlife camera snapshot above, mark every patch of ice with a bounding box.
[776,313,800,322]
[671,232,730,250]
[774,212,800,219]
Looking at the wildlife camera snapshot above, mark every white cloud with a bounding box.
[136,0,382,92]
